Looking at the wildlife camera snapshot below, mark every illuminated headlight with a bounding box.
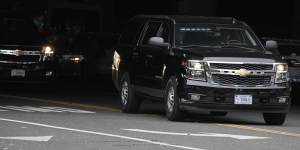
[71,57,81,61]
[276,64,287,72]
[112,51,121,71]
[184,60,206,81]
[275,63,289,83]
[70,57,83,63]
[42,46,54,55]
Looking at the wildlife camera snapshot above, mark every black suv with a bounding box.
[112,15,291,125]
[0,12,55,82]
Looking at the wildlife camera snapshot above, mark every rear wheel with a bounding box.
[263,113,286,125]
[210,111,228,116]
[120,73,140,113]
[165,77,184,121]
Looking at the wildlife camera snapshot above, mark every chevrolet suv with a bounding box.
[0,12,55,82]
[112,15,291,125]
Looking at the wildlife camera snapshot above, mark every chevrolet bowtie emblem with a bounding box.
[238,69,251,77]
[15,49,23,56]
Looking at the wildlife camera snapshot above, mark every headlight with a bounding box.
[183,60,206,81]
[275,63,289,83]
[276,64,287,72]
[42,46,54,55]
[112,51,121,71]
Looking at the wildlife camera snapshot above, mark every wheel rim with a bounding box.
[167,86,175,113]
[121,81,129,106]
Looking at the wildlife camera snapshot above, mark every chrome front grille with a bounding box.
[0,54,41,63]
[0,49,41,63]
[208,62,275,86]
[210,63,273,70]
[212,74,272,86]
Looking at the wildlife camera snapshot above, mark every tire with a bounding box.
[210,111,228,116]
[165,76,184,121]
[120,73,140,113]
[263,113,287,125]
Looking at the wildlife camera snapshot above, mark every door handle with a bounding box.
[146,54,153,58]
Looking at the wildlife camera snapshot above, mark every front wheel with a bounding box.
[165,77,184,121]
[263,113,287,125]
[120,73,140,113]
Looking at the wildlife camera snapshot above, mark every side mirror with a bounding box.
[148,37,170,48]
[265,40,278,51]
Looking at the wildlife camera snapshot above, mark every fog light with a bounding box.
[190,94,201,101]
[278,97,287,104]
[45,71,53,76]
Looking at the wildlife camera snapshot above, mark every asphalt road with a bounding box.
[0,77,299,150]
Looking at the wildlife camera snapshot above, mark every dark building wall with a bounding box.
[1,0,299,39]
[216,1,295,38]
[177,0,216,16]
[112,0,177,32]
[293,0,300,39]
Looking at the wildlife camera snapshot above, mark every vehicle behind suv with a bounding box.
[0,12,55,82]
[262,37,300,83]
[112,15,291,125]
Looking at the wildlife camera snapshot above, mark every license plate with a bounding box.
[234,95,252,105]
[11,69,26,77]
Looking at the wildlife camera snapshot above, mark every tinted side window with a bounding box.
[119,20,144,45]
[142,22,162,45]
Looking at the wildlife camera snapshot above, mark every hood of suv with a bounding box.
[0,44,42,52]
[177,46,276,60]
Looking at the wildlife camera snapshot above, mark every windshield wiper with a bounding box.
[220,44,262,52]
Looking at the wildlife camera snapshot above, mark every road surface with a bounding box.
[0,78,299,150]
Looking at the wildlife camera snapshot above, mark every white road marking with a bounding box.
[0,136,53,142]
[0,106,34,112]
[41,107,95,114]
[0,118,206,150]
[21,106,63,113]
[38,107,65,112]
[122,129,270,140]
[189,133,269,140]
[0,106,95,113]
[0,94,120,112]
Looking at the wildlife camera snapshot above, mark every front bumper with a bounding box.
[178,79,291,113]
[0,62,55,82]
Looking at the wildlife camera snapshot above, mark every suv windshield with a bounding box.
[175,23,262,50]
[0,17,42,45]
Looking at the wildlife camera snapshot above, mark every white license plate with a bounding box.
[234,95,252,105]
[11,69,26,77]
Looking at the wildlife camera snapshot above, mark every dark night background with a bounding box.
[0,0,299,39]
[0,0,299,106]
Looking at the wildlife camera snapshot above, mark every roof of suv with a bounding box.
[133,15,246,26]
